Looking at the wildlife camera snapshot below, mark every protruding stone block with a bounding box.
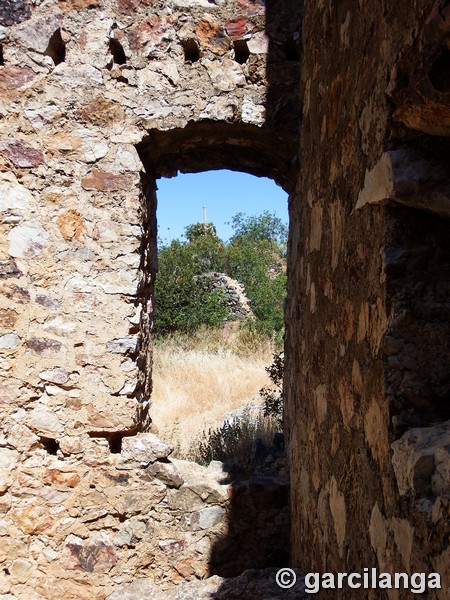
[391,420,450,497]
[356,149,450,217]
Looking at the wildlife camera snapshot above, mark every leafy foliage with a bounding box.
[185,222,217,242]
[228,211,288,255]
[154,236,229,334]
[154,212,287,338]
[187,406,280,468]
[260,351,284,426]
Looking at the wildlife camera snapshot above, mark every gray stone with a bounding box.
[0,173,33,212]
[8,222,50,258]
[121,433,173,466]
[39,367,69,385]
[25,104,60,130]
[143,460,184,488]
[28,405,64,436]
[13,13,63,53]
[0,448,18,492]
[43,315,78,337]
[198,505,226,529]
[432,446,450,496]
[113,517,147,547]
[356,149,450,217]
[77,128,109,163]
[247,32,269,54]
[0,333,20,349]
[391,420,450,497]
[106,336,138,354]
[107,569,307,600]
[55,64,103,88]
[95,271,137,295]
[107,579,166,600]
[181,505,226,531]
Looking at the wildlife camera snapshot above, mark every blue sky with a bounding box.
[156,170,288,244]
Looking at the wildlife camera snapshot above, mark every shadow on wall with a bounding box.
[208,0,302,589]
[208,439,290,579]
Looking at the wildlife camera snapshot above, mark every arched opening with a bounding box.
[151,170,288,461]
[134,120,295,576]
[134,120,295,415]
[135,120,297,194]
[133,119,295,418]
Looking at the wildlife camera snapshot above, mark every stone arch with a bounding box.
[136,120,297,194]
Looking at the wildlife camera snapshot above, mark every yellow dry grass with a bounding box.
[150,325,274,454]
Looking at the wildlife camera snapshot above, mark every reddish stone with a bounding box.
[196,15,230,55]
[173,557,197,579]
[158,539,187,555]
[25,337,62,355]
[225,17,252,40]
[237,0,265,17]
[58,0,101,10]
[0,260,22,279]
[0,66,36,96]
[0,284,30,304]
[117,0,154,14]
[57,210,84,240]
[63,538,117,573]
[127,16,163,51]
[45,470,81,488]
[0,141,44,168]
[35,294,60,309]
[0,309,18,329]
[76,97,125,126]
[81,170,133,192]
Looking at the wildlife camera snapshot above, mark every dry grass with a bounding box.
[150,325,274,454]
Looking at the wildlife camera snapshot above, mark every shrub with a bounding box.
[260,351,284,426]
[154,238,230,334]
[154,212,287,338]
[185,405,280,468]
[185,221,218,242]
[228,211,288,255]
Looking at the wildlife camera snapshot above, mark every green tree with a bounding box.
[228,211,288,255]
[185,222,217,242]
[154,237,229,335]
[154,212,287,338]
[225,212,287,337]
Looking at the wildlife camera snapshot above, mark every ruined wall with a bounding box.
[285,0,450,596]
[0,0,298,447]
[1,0,449,597]
[0,0,300,597]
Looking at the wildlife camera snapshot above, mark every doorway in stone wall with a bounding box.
[148,167,291,576]
[134,119,296,435]
[149,169,288,464]
[134,121,295,575]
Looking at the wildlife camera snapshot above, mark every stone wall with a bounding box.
[0,429,289,599]
[0,0,300,444]
[1,0,449,597]
[0,0,299,596]
[285,0,450,597]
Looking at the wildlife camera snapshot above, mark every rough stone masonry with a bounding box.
[0,0,449,598]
